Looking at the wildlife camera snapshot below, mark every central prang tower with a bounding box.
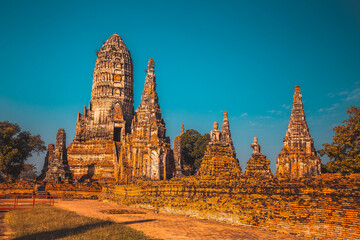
[68,34,135,181]
[74,33,134,142]
[67,34,176,182]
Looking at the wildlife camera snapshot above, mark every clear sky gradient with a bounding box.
[1,0,359,172]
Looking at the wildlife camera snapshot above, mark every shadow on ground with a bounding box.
[12,219,156,240]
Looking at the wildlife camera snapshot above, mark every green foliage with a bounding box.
[0,121,46,180]
[181,130,211,173]
[319,106,360,173]
[18,163,38,180]
[193,133,211,170]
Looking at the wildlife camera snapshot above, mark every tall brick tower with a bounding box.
[125,59,173,180]
[68,34,134,181]
[64,34,176,183]
[276,86,321,179]
[74,33,134,142]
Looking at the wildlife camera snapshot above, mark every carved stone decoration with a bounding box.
[250,137,266,158]
[113,103,124,121]
[210,121,222,143]
[245,137,272,178]
[73,33,134,142]
[276,86,321,179]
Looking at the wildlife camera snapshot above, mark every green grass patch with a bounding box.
[6,205,161,240]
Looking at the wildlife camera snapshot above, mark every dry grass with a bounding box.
[6,205,161,240]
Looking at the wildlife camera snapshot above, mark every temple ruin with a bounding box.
[38,34,322,182]
[198,112,241,179]
[65,34,175,182]
[173,124,184,176]
[38,129,72,182]
[276,85,321,178]
[244,137,272,178]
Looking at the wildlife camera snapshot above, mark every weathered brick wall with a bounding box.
[45,182,102,199]
[102,174,360,239]
[0,181,102,199]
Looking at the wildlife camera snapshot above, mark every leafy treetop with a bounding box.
[0,121,46,180]
[319,106,360,173]
[181,129,211,174]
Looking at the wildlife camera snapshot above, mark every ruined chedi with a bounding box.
[198,112,241,179]
[244,137,272,178]
[38,129,72,182]
[124,58,173,181]
[66,34,175,182]
[276,86,321,179]
[173,124,185,176]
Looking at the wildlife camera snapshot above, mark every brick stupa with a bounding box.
[276,86,321,179]
[198,112,241,179]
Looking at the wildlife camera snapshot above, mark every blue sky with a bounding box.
[1,0,359,172]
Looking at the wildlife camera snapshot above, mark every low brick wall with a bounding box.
[102,174,360,239]
[0,181,102,199]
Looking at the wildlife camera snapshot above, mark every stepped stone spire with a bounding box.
[221,111,237,158]
[128,58,173,180]
[276,86,321,179]
[138,59,160,111]
[38,129,72,182]
[132,58,165,141]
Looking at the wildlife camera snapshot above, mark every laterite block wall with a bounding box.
[102,174,360,239]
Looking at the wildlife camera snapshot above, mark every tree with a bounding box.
[181,129,211,174]
[193,133,211,170]
[18,164,38,181]
[0,121,46,180]
[319,106,360,173]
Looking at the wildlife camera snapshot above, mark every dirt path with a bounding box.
[57,200,302,240]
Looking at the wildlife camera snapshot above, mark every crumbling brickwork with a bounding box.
[38,129,72,182]
[244,157,272,178]
[173,124,184,176]
[276,85,321,179]
[199,145,241,179]
[103,174,360,239]
[123,59,173,181]
[65,34,176,182]
[198,112,241,179]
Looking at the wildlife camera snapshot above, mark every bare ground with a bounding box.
[0,211,10,240]
[56,199,303,240]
